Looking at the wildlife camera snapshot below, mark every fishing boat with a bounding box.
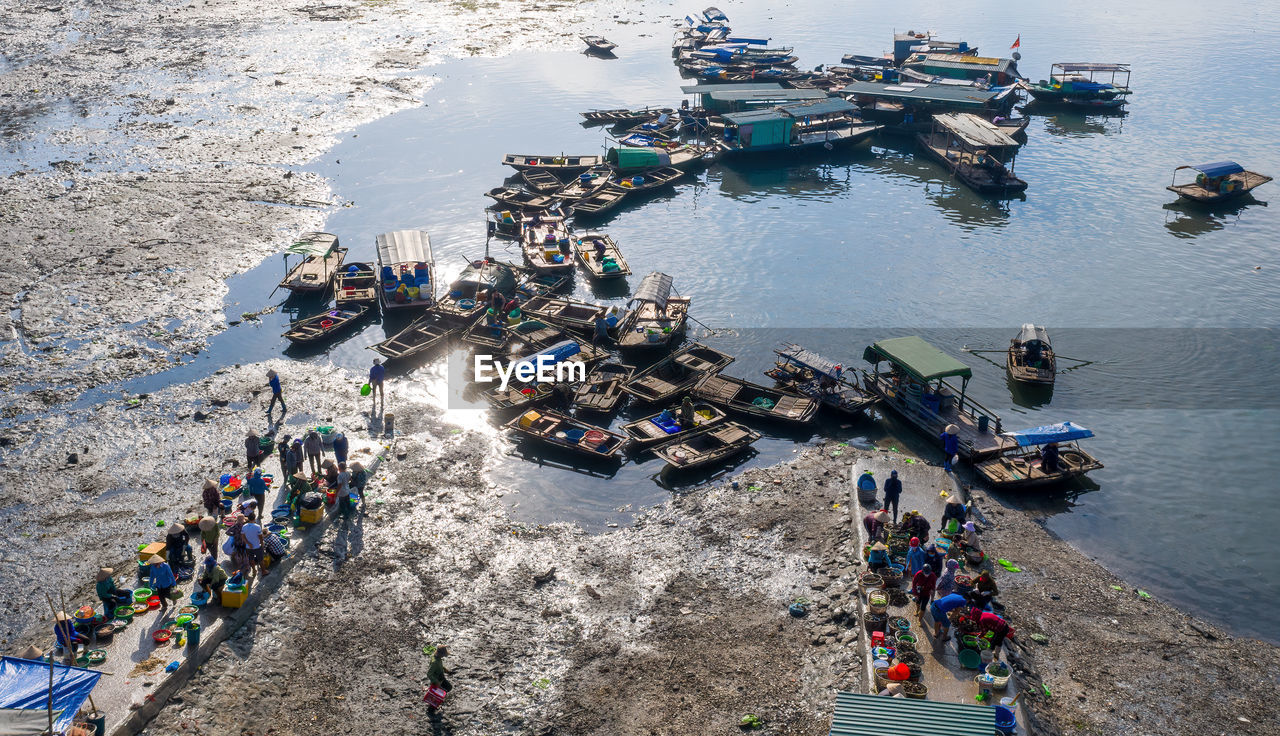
[581,35,618,54]
[520,294,613,335]
[572,362,634,413]
[335,261,377,306]
[556,166,612,201]
[621,342,734,404]
[580,107,676,126]
[765,343,879,416]
[282,306,368,345]
[501,154,607,175]
[485,186,563,211]
[611,166,686,195]
[1024,63,1131,108]
[375,230,435,312]
[1167,161,1272,204]
[692,373,818,423]
[370,312,459,361]
[718,99,880,156]
[487,208,526,239]
[571,185,628,218]
[515,270,571,298]
[862,335,1004,461]
[901,52,1019,86]
[615,272,690,350]
[500,327,610,370]
[916,113,1026,195]
[520,168,564,193]
[1007,324,1056,385]
[974,422,1104,490]
[623,115,679,139]
[505,408,627,459]
[521,214,575,273]
[278,232,346,295]
[654,422,760,471]
[607,145,713,172]
[573,233,631,279]
[432,258,519,326]
[621,401,727,449]
[461,315,532,351]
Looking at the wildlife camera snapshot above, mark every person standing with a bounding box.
[148,556,178,608]
[350,461,369,506]
[245,430,263,470]
[369,359,387,411]
[201,479,221,518]
[276,434,292,478]
[54,612,88,663]
[882,470,903,524]
[1040,442,1061,473]
[923,543,944,577]
[978,611,1015,653]
[909,564,937,622]
[198,516,220,562]
[426,645,453,711]
[935,558,960,598]
[940,424,960,473]
[288,438,305,477]
[267,369,285,416]
[304,429,324,476]
[592,315,610,347]
[905,537,926,578]
[332,432,349,466]
[241,514,265,578]
[929,592,968,641]
[680,396,696,428]
[246,468,268,513]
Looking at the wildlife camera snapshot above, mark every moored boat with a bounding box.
[485,186,564,212]
[974,422,1103,490]
[1007,324,1056,385]
[916,113,1026,195]
[520,294,614,335]
[621,342,734,404]
[1024,63,1131,108]
[1166,161,1271,204]
[370,312,459,361]
[607,145,713,172]
[611,166,686,195]
[616,272,690,351]
[335,261,377,306]
[502,154,607,175]
[375,230,435,312]
[278,232,346,295]
[573,233,631,279]
[521,214,575,274]
[556,166,612,201]
[520,168,564,193]
[718,99,880,156]
[432,258,519,326]
[505,408,627,459]
[765,343,879,416]
[621,401,727,449]
[572,362,635,413]
[283,306,368,345]
[571,184,628,217]
[581,35,618,54]
[653,421,761,471]
[692,373,818,423]
[581,107,676,126]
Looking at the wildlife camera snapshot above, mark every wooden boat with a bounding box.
[370,312,459,360]
[498,326,610,370]
[556,166,612,201]
[581,107,676,126]
[1167,161,1272,204]
[1007,324,1056,385]
[862,335,1005,461]
[607,145,713,173]
[485,378,568,412]
[431,258,519,326]
[621,342,734,404]
[521,294,610,335]
[1025,63,1131,108]
[278,232,345,294]
[571,184,628,217]
[572,362,634,413]
[282,306,368,345]
[504,408,626,459]
[335,261,377,306]
[916,113,1026,195]
[654,422,761,471]
[718,100,880,157]
[621,401,727,449]
[616,272,690,350]
[375,230,435,312]
[573,233,631,279]
[521,215,575,274]
[501,154,607,175]
[487,207,525,239]
[485,186,563,211]
[611,166,686,195]
[765,343,878,416]
[462,316,523,350]
[974,422,1103,490]
[515,270,571,298]
[581,35,618,53]
[520,168,564,193]
[692,373,818,423]
[624,117,679,139]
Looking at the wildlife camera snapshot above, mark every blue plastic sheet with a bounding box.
[1003,421,1094,447]
[0,656,101,733]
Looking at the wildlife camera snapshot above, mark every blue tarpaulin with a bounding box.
[1190,161,1243,178]
[0,657,101,733]
[1003,421,1093,447]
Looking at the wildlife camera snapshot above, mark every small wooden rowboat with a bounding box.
[521,215,575,274]
[653,421,761,471]
[621,401,727,449]
[485,379,564,412]
[611,166,686,195]
[370,312,459,360]
[574,234,631,279]
[283,306,368,345]
[1007,324,1056,386]
[278,232,346,294]
[580,107,676,126]
[616,272,690,351]
[335,261,377,306]
[581,35,618,54]
[486,186,563,211]
[521,168,564,194]
[571,184,628,217]
[502,154,607,175]
[764,342,878,416]
[557,166,612,201]
[505,409,627,459]
[692,373,818,423]
[621,342,734,404]
[521,294,610,335]
[974,422,1103,490]
[572,362,634,413]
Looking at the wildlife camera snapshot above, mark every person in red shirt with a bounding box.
[978,611,1015,652]
[910,566,937,621]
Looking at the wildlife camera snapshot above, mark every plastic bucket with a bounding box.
[187,623,201,649]
[133,588,153,603]
[994,705,1016,733]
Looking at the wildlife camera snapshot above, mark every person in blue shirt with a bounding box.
[882,470,903,523]
[905,537,926,578]
[940,424,960,473]
[930,592,968,641]
[369,359,386,410]
[54,611,88,663]
[246,468,268,511]
[332,432,349,466]
[148,556,178,609]
[866,542,892,571]
[267,369,285,416]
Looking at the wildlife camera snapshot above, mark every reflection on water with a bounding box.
[1026,106,1128,138]
[1162,198,1269,239]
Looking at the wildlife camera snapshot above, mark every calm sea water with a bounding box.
[83,1,1280,640]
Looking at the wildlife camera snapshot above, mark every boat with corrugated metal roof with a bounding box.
[916,113,1026,194]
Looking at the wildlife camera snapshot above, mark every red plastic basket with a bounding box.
[422,685,447,707]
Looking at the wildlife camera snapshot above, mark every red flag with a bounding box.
[1010,35,1021,50]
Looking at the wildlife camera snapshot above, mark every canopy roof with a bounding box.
[934,113,1020,148]
[702,6,728,21]
[1054,62,1130,72]
[0,657,102,734]
[775,343,847,379]
[727,36,769,45]
[830,691,996,736]
[779,98,857,118]
[1177,161,1244,178]
[908,53,1015,74]
[375,230,432,266]
[631,271,674,308]
[681,82,783,94]
[706,88,826,103]
[608,146,674,169]
[841,80,999,106]
[862,336,972,382]
[285,231,339,257]
[723,108,788,125]
[1003,421,1094,447]
[452,259,516,294]
[1016,323,1051,347]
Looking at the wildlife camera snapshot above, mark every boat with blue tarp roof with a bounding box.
[1167,161,1271,204]
[975,422,1103,490]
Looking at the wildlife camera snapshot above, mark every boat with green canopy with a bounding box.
[278,232,346,295]
[861,335,1005,460]
[607,145,712,172]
